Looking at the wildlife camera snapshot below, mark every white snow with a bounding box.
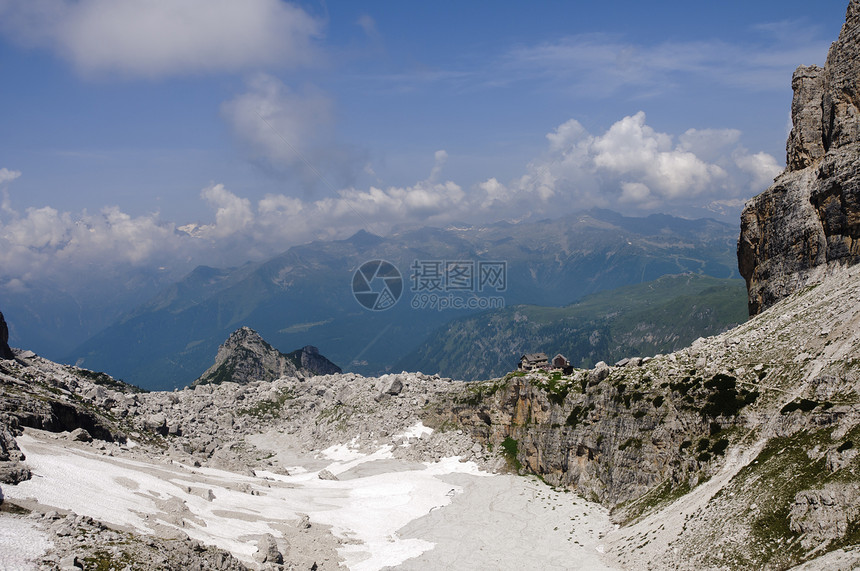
[0,515,52,570]
[5,430,618,570]
[320,442,365,462]
[5,433,483,568]
[394,422,433,442]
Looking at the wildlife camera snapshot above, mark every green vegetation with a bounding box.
[780,399,821,414]
[68,366,147,393]
[566,405,587,427]
[83,551,137,571]
[718,423,860,568]
[544,377,570,405]
[501,436,522,471]
[619,437,642,451]
[400,274,747,380]
[458,378,509,406]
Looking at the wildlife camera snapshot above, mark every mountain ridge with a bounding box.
[67,209,740,390]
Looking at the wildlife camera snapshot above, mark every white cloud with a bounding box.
[495,111,779,215]
[0,0,322,77]
[678,128,742,160]
[199,184,254,238]
[620,182,652,204]
[734,150,783,191]
[222,74,349,181]
[0,114,783,291]
[0,168,21,185]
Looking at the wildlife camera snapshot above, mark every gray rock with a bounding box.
[191,329,341,387]
[589,362,610,383]
[385,377,404,396]
[296,513,311,530]
[317,469,338,481]
[790,484,860,548]
[70,428,93,442]
[253,533,283,564]
[144,413,168,436]
[59,554,83,570]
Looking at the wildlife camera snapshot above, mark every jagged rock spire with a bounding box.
[739,0,860,315]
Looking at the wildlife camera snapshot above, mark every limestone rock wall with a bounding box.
[739,0,860,315]
[431,361,759,508]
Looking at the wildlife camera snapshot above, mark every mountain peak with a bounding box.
[345,229,383,248]
[191,328,340,387]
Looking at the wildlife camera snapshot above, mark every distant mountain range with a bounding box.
[397,274,747,380]
[65,209,741,390]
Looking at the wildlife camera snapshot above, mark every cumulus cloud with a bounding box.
[199,184,254,238]
[479,111,781,218]
[0,154,470,286]
[734,150,782,191]
[0,113,783,290]
[0,0,322,77]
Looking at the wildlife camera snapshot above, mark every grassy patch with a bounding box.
[501,436,522,471]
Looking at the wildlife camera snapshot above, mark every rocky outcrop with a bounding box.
[0,414,30,484]
[432,366,755,506]
[286,345,342,376]
[739,0,860,315]
[790,484,860,549]
[192,328,340,386]
[0,311,14,360]
[19,509,248,570]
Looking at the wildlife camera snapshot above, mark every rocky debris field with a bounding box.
[1,503,248,571]
[0,351,519,570]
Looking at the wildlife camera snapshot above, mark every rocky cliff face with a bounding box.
[0,311,14,360]
[192,327,340,386]
[430,262,860,568]
[739,0,860,315]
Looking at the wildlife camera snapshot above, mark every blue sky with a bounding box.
[0,0,850,287]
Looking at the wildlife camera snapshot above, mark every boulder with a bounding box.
[69,428,93,442]
[253,533,283,565]
[385,377,404,396]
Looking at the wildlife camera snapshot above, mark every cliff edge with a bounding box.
[739,0,860,315]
